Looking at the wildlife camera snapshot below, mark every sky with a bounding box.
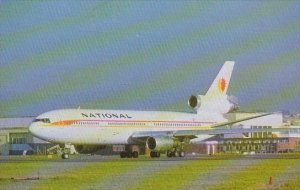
[0,1,299,117]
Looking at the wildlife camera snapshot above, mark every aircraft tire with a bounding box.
[132,151,139,158]
[120,151,127,158]
[150,151,157,158]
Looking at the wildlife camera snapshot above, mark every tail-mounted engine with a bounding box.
[188,94,239,113]
[188,95,201,110]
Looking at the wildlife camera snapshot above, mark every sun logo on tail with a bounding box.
[218,78,226,93]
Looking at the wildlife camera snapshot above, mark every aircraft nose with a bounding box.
[29,122,39,137]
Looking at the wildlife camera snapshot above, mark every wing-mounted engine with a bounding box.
[146,136,174,152]
[145,135,188,158]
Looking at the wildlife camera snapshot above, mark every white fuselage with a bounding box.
[29,109,226,145]
[29,62,236,146]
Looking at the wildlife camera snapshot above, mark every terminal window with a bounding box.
[9,133,28,144]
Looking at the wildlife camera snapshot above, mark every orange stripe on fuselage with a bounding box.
[51,120,80,126]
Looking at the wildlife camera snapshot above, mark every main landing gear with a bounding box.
[150,151,161,158]
[120,145,140,158]
[166,150,185,157]
[165,138,188,158]
[149,149,185,158]
[120,151,139,158]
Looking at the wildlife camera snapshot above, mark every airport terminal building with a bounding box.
[189,113,300,154]
[0,113,299,156]
[0,117,53,155]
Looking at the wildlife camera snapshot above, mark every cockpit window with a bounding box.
[33,118,51,123]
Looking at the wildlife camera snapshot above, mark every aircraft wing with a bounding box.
[175,112,299,137]
[173,127,300,137]
[210,113,271,128]
[130,113,299,140]
[131,127,300,141]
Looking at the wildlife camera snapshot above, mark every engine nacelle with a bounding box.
[74,145,106,154]
[188,95,201,110]
[188,94,239,113]
[146,136,174,152]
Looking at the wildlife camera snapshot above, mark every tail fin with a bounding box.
[205,61,235,96]
[193,61,236,114]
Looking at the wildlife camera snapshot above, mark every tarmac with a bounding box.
[1,154,300,190]
[1,153,300,162]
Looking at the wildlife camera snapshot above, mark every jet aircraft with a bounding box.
[29,61,272,159]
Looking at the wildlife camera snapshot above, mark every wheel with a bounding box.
[150,151,156,158]
[120,151,127,158]
[61,153,69,159]
[132,151,139,158]
[150,151,159,158]
[150,151,161,158]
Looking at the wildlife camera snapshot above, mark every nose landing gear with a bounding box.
[61,153,69,159]
[59,144,71,159]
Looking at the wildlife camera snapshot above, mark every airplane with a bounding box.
[29,61,271,159]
